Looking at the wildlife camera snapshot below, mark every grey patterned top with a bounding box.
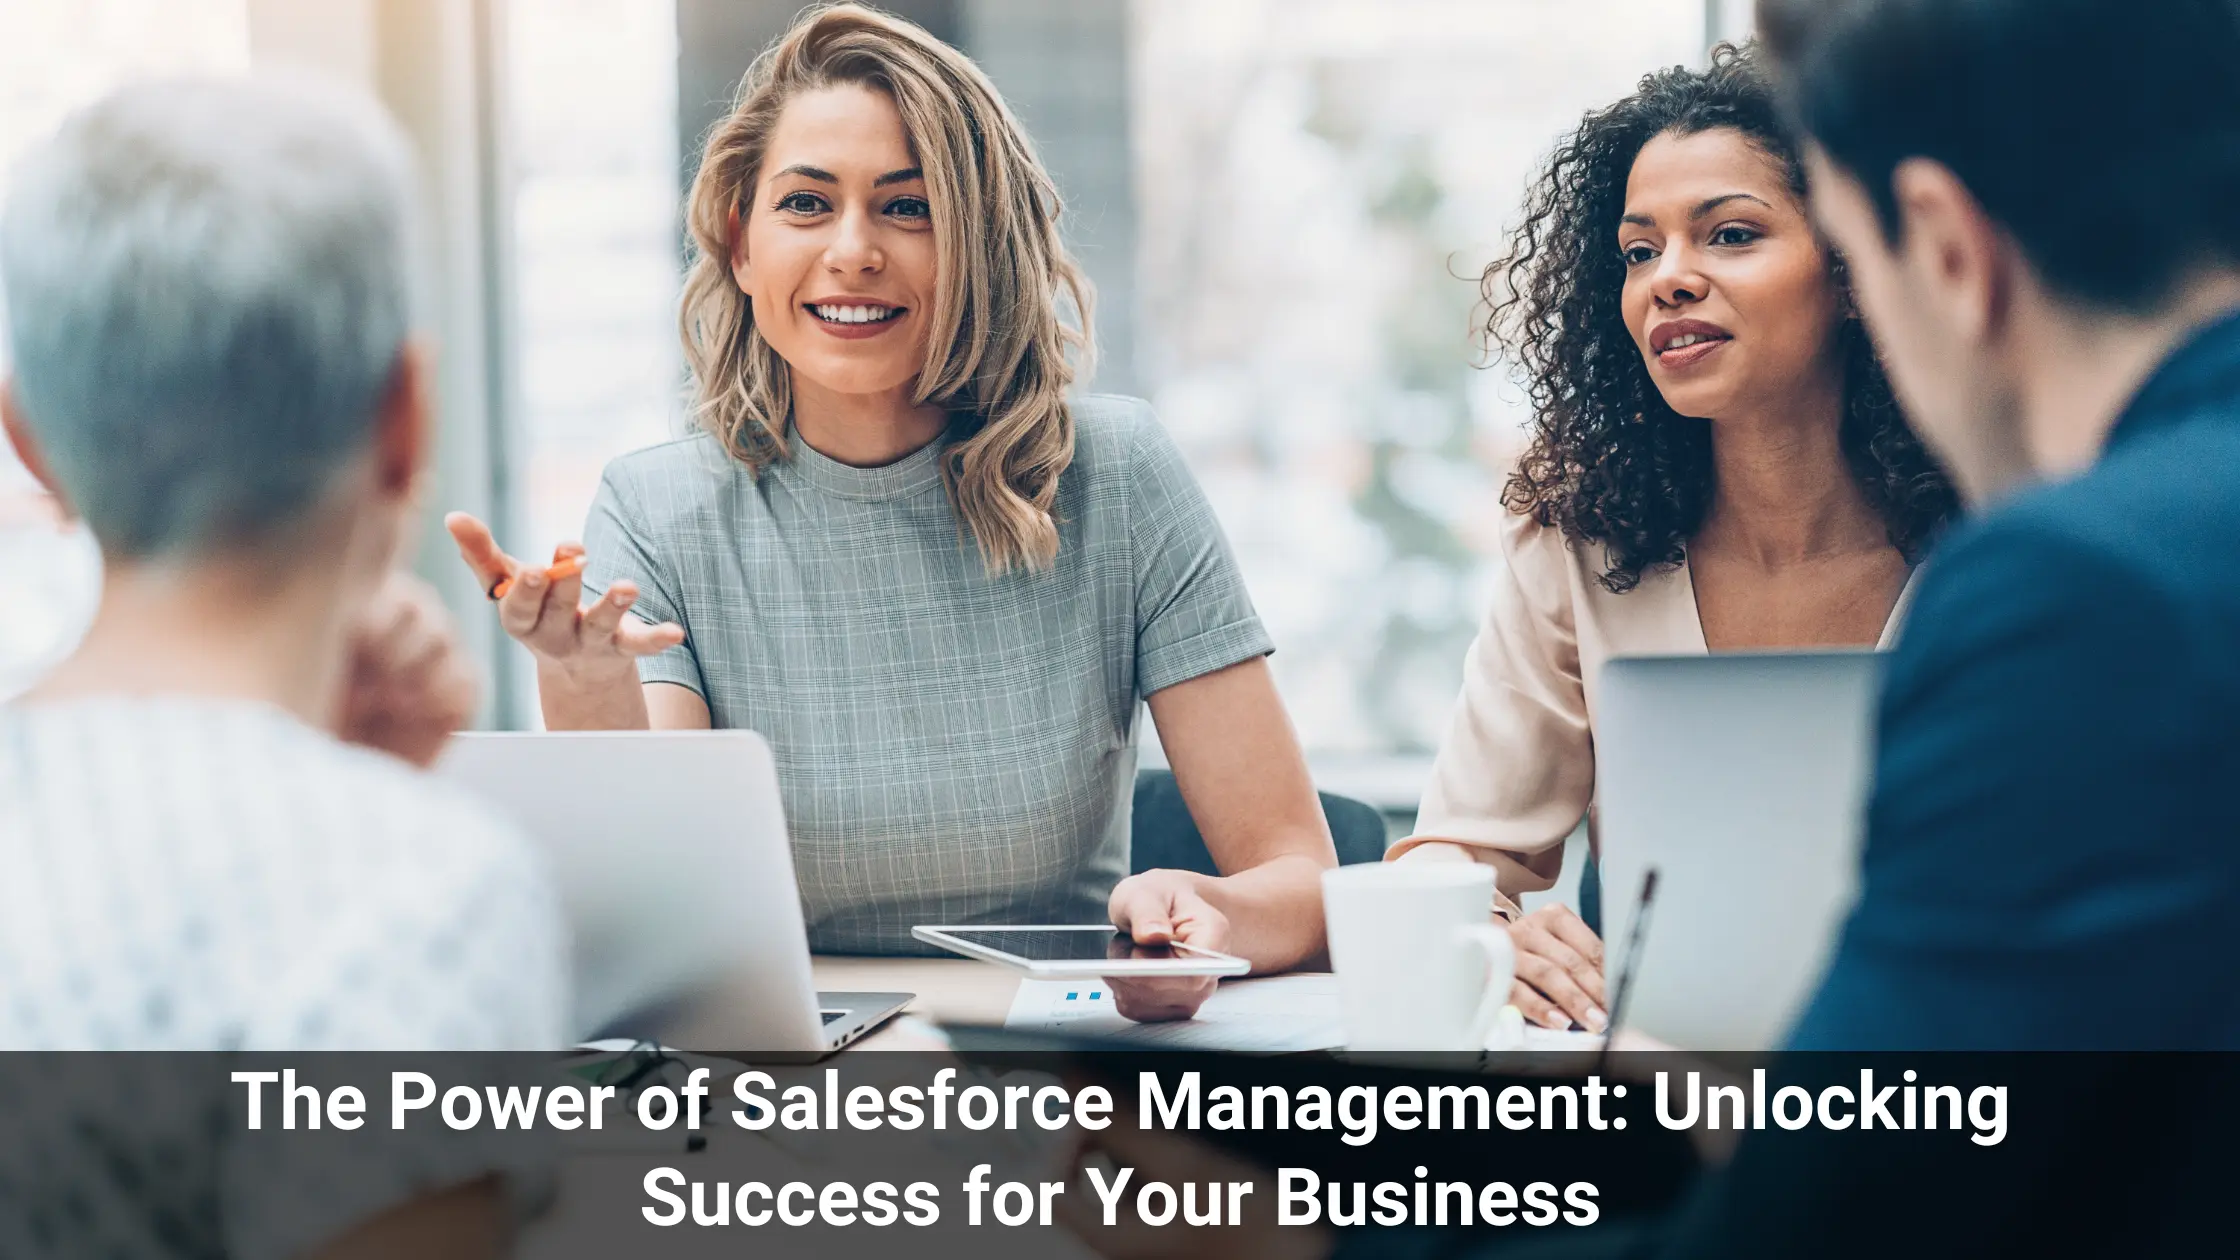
[582,395,1272,953]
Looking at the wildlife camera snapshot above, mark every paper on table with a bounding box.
[1003,973,1346,1051]
[1005,975,1610,1054]
[1514,1026,1605,1051]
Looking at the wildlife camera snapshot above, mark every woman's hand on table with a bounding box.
[1104,869,1231,1023]
[443,511,684,677]
[1508,902,1609,1033]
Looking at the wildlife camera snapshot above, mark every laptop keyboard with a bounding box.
[820,1009,849,1026]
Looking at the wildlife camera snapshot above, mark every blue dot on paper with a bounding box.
[1090,992,1102,1001]
[1066,992,1078,1001]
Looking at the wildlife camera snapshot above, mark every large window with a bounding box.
[498,0,1710,771]
[1131,0,1702,763]
[506,0,682,557]
[4,0,1725,776]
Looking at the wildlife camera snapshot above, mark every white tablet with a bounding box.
[911,925,1252,978]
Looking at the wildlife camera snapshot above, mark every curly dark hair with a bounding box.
[1483,43,1957,593]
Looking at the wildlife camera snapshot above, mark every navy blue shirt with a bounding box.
[1789,309,2240,1050]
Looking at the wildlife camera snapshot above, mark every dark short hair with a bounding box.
[1758,0,2240,313]
[1485,44,1956,593]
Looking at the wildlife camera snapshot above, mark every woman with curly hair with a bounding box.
[1388,45,1957,1033]
[442,4,1337,1021]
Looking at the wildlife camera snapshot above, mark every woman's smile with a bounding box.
[1650,317,1735,370]
[805,296,909,339]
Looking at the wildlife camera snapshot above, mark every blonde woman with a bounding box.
[445,3,1333,1020]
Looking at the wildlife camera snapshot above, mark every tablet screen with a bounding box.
[937,928,1188,963]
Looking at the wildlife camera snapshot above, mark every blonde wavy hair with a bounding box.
[679,2,1092,573]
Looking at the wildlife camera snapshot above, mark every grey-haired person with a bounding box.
[0,75,565,1258]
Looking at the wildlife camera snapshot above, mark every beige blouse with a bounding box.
[1390,508,1915,910]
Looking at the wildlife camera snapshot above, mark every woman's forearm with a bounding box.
[1193,850,1332,974]
[1142,659,1341,973]
[1399,835,1581,921]
[536,658,651,730]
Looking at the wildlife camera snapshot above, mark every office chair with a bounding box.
[1130,768,1390,875]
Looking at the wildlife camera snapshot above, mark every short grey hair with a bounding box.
[0,74,417,558]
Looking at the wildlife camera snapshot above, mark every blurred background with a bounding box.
[0,0,1751,818]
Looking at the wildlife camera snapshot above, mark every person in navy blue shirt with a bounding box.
[1765,0,2240,1052]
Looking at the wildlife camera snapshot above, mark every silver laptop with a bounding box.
[437,730,910,1055]
[1595,651,1883,1052]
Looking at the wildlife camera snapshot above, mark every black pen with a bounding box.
[1592,866,1660,1079]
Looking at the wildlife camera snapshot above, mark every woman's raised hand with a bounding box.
[443,512,685,676]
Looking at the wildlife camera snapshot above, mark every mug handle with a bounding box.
[1459,923,1517,1050]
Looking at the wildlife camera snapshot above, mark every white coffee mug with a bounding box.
[1323,862,1515,1051]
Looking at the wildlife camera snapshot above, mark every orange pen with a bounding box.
[488,553,584,600]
